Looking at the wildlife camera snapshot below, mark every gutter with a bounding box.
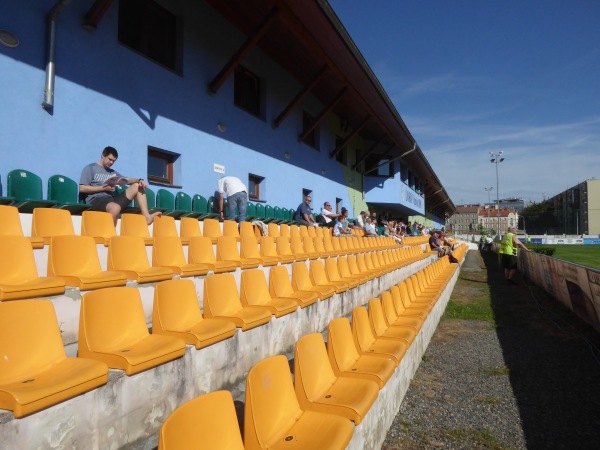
[42,0,73,112]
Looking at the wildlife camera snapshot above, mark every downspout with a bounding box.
[42,0,73,112]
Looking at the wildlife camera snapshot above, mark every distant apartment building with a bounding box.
[479,207,519,234]
[446,205,480,233]
[547,179,600,235]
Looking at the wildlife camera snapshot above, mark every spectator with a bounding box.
[355,210,368,230]
[429,230,451,258]
[79,146,161,226]
[294,195,318,227]
[333,215,354,237]
[364,217,377,236]
[319,201,341,228]
[217,176,248,223]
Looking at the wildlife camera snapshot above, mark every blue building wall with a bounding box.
[0,0,425,219]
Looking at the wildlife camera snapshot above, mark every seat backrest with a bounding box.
[31,208,75,242]
[267,223,280,239]
[245,355,303,450]
[191,194,208,213]
[158,390,245,450]
[174,191,193,213]
[152,215,178,238]
[156,189,176,210]
[294,333,337,401]
[223,220,240,239]
[0,300,66,385]
[291,261,313,291]
[153,279,204,333]
[289,235,307,258]
[264,205,276,221]
[202,218,222,240]
[203,273,243,316]
[120,213,151,239]
[48,235,102,277]
[246,201,256,218]
[367,298,389,336]
[309,259,330,286]
[0,236,40,283]
[327,317,360,372]
[337,256,353,278]
[81,211,117,241]
[306,225,316,238]
[107,236,151,272]
[289,224,300,238]
[279,223,290,238]
[325,257,343,282]
[216,236,241,262]
[239,221,258,239]
[180,217,201,238]
[260,236,278,258]
[275,236,293,259]
[80,287,149,352]
[255,203,265,220]
[7,169,43,200]
[380,291,398,325]
[240,236,261,259]
[0,205,25,236]
[351,306,376,351]
[47,174,79,205]
[396,281,414,308]
[240,269,272,307]
[187,236,216,265]
[298,225,309,238]
[315,227,324,238]
[269,265,294,297]
[153,236,187,267]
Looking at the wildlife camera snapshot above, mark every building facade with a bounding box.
[547,179,600,235]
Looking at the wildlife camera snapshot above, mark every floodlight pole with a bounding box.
[484,187,493,231]
[490,152,504,236]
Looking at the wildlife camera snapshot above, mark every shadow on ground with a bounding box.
[483,250,600,448]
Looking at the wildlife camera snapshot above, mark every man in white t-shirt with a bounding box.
[364,217,377,236]
[218,176,247,223]
[319,201,341,228]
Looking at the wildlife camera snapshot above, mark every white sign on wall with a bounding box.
[214,164,225,174]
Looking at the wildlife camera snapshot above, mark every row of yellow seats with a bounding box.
[157,257,459,449]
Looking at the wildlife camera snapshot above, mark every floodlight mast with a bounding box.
[489,152,504,236]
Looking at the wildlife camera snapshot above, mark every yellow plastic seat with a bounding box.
[306,225,316,238]
[47,235,127,290]
[202,218,222,244]
[309,259,349,294]
[240,270,298,317]
[327,318,395,389]
[347,254,375,281]
[153,279,236,349]
[322,234,339,257]
[179,216,202,240]
[0,236,65,300]
[107,236,174,283]
[79,287,186,375]
[153,215,189,245]
[259,236,282,264]
[312,237,331,258]
[279,223,291,240]
[391,284,428,320]
[269,265,318,308]
[223,219,241,242]
[240,221,261,240]
[351,306,407,365]
[31,208,75,245]
[337,256,368,285]
[325,258,360,289]
[158,390,245,450]
[217,236,260,269]
[245,355,354,450]
[188,236,237,273]
[275,236,296,264]
[153,236,212,277]
[331,237,345,256]
[291,261,335,300]
[294,333,379,424]
[81,210,117,245]
[289,224,300,239]
[381,291,423,330]
[203,273,272,331]
[267,222,280,239]
[0,205,44,248]
[0,300,108,418]
[289,235,309,261]
[396,281,431,316]
[368,298,416,345]
[120,213,153,245]
[241,236,278,267]
[301,236,320,259]
[298,225,309,238]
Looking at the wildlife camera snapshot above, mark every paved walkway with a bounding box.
[383,249,600,449]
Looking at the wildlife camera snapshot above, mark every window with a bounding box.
[301,111,318,149]
[335,137,347,165]
[147,146,178,185]
[365,154,391,177]
[248,174,264,201]
[234,66,261,117]
[118,0,179,71]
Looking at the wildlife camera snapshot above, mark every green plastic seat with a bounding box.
[263,205,277,223]
[0,175,16,205]
[205,196,220,219]
[48,174,91,214]
[7,169,57,213]
[191,194,211,220]
[175,192,202,218]
[246,202,257,221]
[255,203,266,221]
[156,189,187,218]
[131,186,165,214]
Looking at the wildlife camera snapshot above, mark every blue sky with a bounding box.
[329,0,600,206]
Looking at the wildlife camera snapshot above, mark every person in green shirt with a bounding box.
[499,226,532,284]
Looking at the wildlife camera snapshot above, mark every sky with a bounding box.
[328,0,600,206]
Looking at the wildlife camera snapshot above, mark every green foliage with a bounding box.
[530,245,556,256]
[520,201,560,234]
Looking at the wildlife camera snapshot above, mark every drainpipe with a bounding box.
[42,0,73,112]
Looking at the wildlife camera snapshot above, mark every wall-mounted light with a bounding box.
[217,122,227,133]
[284,152,291,160]
[0,29,19,48]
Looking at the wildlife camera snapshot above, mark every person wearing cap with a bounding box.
[499,226,532,284]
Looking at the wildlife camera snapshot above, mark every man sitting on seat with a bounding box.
[364,217,378,237]
[429,230,451,257]
[79,146,161,225]
[294,195,318,227]
[319,201,341,228]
